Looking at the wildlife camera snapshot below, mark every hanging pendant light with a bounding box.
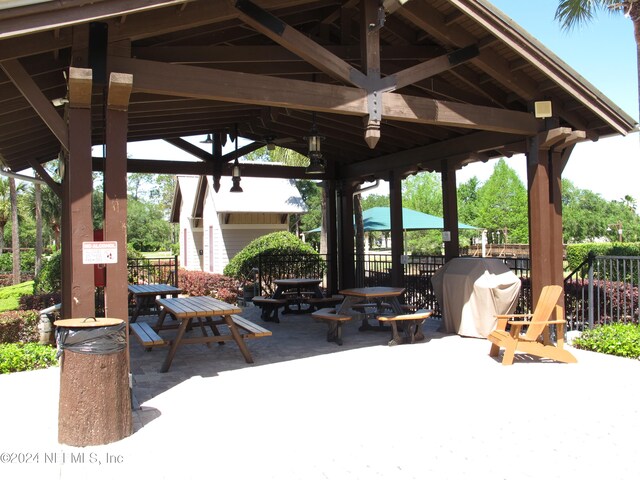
[230,123,243,192]
[305,112,325,174]
[201,133,213,144]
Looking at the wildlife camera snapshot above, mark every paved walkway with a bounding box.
[1,305,640,479]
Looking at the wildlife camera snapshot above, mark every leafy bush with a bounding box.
[573,323,640,359]
[0,343,58,374]
[178,270,240,304]
[0,310,40,343]
[567,243,640,272]
[223,231,318,280]
[0,249,36,274]
[33,251,61,294]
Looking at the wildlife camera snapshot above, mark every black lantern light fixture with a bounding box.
[305,112,325,174]
[230,123,243,193]
[201,133,213,144]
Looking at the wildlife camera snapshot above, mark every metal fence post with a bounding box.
[588,252,595,329]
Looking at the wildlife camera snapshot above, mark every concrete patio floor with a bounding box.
[1,304,640,480]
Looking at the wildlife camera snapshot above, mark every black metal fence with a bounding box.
[257,253,533,315]
[128,256,179,286]
[564,254,640,331]
[257,253,328,296]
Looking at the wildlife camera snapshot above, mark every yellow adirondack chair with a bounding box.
[488,284,577,366]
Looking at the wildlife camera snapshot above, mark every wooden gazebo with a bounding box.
[0,0,637,321]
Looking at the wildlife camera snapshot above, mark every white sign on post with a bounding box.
[82,241,118,264]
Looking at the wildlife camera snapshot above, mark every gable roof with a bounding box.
[202,176,307,214]
[0,0,636,178]
[171,174,307,222]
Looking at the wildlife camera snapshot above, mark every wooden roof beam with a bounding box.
[107,72,133,111]
[110,57,538,136]
[234,0,368,88]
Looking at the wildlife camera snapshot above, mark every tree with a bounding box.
[555,0,640,119]
[402,172,442,216]
[40,185,62,250]
[562,179,611,242]
[402,172,444,255]
[475,159,529,243]
[9,177,19,284]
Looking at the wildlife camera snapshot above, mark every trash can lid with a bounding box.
[54,317,124,328]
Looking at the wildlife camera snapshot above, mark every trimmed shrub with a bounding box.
[573,323,640,359]
[178,270,240,304]
[0,309,40,343]
[0,343,58,374]
[223,231,318,281]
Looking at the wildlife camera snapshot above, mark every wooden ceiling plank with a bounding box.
[0,58,68,150]
[0,1,189,40]
[130,45,442,64]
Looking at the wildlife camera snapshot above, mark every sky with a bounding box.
[456,0,639,201]
[123,0,639,203]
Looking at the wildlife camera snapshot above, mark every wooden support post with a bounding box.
[62,67,95,319]
[442,160,460,261]
[324,180,338,294]
[527,134,565,309]
[389,170,404,288]
[338,181,356,289]
[104,72,132,323]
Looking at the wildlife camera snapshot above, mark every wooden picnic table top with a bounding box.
[274,278,323,288]
[128,284,182,296]
[156,296,241,318]
[339,287,406,298]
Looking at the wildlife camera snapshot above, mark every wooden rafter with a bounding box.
[234,0,367,88]
[0,58,68,150]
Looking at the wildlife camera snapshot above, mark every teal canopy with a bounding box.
[307,207,479,233]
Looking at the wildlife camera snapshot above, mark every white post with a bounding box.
[481,229,487,257]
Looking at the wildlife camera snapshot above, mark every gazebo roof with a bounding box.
[0,0,637,179]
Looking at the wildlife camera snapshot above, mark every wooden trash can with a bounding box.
[55,317,132,446]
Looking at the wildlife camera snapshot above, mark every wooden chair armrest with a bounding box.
[507,319,566,325]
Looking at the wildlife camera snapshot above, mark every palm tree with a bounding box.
[41,185,62,250]
[555,1,640,120]
[9,177,19,284]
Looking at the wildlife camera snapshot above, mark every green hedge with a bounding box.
[0,343,58,374]
[573,323,640,359]
[566,243,640,272]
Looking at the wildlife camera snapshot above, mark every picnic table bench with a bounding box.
[133,296,271,372]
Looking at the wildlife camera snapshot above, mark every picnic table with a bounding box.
[146,296,270,372]
[336,287,431,346]
[253,278,342,322]
[128,284,182,322]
